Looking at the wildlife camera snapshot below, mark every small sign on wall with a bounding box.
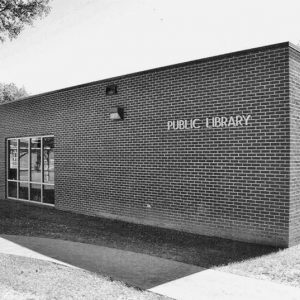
[167,115,251,130]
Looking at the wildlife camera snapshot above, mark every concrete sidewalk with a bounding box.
[149,269,300,300]
[0,234,203,289]
[1,234,300,300]
[0,235,75,268]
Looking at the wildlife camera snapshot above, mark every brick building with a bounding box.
[1,42,300,247]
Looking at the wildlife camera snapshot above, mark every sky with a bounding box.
[0,0,300,95]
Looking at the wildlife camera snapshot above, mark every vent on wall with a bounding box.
[106,84,117,96]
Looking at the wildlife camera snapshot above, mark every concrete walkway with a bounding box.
[1,234,300,299]
[149,269,300,300]
[0,235,75,268]
[0,234,203,289]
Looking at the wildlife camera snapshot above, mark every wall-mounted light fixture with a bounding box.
[110,106,124,120]
[106,84,117,96]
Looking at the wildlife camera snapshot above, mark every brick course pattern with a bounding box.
[0,42,296,246]
[289,47,300,246]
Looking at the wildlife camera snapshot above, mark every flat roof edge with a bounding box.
[1,41,294,106]
[288,41,300,53]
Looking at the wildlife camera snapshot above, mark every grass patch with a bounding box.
[6,199,300,289]
[216,245,300,287]
[0,253,169,299]
[0,199,278,269]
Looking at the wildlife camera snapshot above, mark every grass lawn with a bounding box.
[2,199,300,288]
[0,200,277,268]
[217,245,300,288]
[0,253,169,300]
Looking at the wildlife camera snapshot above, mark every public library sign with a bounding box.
[167,115,251,130]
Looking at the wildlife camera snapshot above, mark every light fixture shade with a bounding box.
[110,106,124,120]
[106,84,117,96]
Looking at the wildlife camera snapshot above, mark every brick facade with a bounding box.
[289,46,300,246]
[0,42,297,247]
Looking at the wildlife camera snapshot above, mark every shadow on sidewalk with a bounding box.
[0,199,280,288]
[1,234,203,289]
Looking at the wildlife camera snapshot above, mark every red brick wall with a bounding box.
[0,42,291,246]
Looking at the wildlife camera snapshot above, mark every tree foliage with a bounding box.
[0,82,28,103]
[0,0,51,42]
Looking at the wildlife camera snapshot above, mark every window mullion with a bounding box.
[28,138,31,201]
[41,137,44,203]
[6,141,9,198]
[17,139,19,199]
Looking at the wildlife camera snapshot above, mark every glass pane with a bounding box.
[8,139,18,180]
[31,138,41,182]
[19,182,29,200]
[30,184,41,202]
[8,181,17,198]
[43,185,54,204]
[19,138,29,181]
[43,137,54,184]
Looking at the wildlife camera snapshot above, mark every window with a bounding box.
[7,135,54,205]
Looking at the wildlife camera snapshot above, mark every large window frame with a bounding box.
[6,135,55,206]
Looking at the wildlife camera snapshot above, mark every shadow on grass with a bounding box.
[0,199,280,269]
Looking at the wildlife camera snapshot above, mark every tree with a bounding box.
[0,82,28,103]
[0,0,52,42]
